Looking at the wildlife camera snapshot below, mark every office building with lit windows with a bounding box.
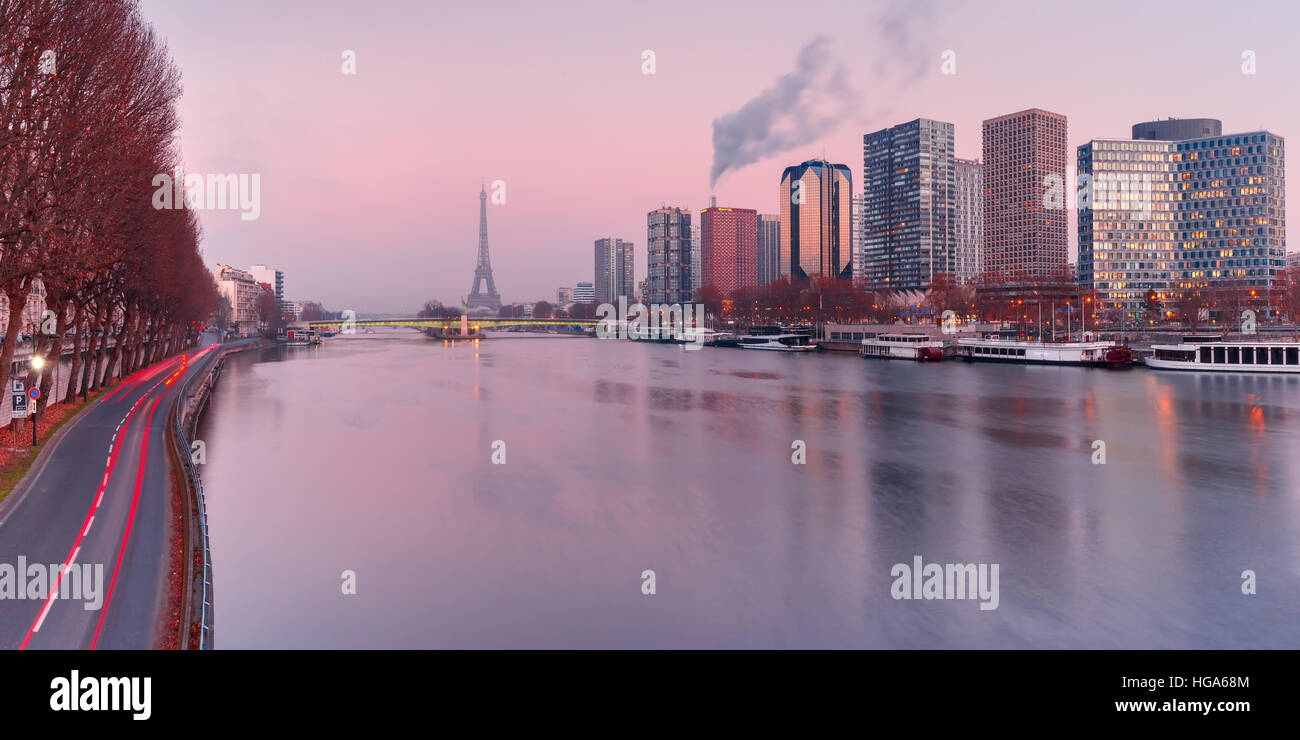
[1077,138,1179,318]
[1173,130,1286,292]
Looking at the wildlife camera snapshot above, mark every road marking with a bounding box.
[84,516,94,534]
[33,546,80,633]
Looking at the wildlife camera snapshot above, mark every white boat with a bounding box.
[1144,341,1300,373]
[738,333,817,352]
[958,336,1133,367]
[284,328,321,346]
[860,333,951,361]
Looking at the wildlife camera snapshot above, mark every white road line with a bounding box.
[84,516,94,534]
[33,547,80,633]
[95,490,103,507]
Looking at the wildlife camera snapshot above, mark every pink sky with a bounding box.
[140,0,1296,314]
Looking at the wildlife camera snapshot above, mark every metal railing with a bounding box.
[172,343,238,649]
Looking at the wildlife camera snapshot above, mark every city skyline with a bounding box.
[137,0,1299,312]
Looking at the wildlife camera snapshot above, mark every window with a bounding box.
[1272,347,1284,365]
[1242,347,1254,364]
[1200,347,1212,363]
[1213,347,1226,363]
[1289,347,1299,366]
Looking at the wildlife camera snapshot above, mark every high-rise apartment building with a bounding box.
[646,207,693,305]
[594,238,635,304]
[701,206,758,296]
[861,118,956,290]
[954,158,983,283]
[982,108,1069,277]
[556,286,573,305]
[778,159,853,281]
[756,214,781,287]
[690,223,702,295]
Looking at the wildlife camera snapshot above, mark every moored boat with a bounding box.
[738,333,817,352]
[860,333,952,361]
[958,337,1132,367]
[1144,341,1300,373]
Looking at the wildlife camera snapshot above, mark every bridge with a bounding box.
[306,317,600,332]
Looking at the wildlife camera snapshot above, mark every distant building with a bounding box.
[646,206,693,305]
[594,238,635,304]
[779,159,852,281]
[1289,252,1300,271]
[756,214,781,287]
[556,286,573,305]
[862,118,956,290]
[214,264,261,334]
[850,193,865,283]
[954,158,983,283]
[701,205,758,296]
[573,282,595,303]
[284,300,306,320]
[982,108,1069,277]
[690,223,702,295]
[249,264,284,313]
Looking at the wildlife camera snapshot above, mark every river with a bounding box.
[196,328,1300,648]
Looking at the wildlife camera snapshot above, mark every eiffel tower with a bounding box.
[466,185,502,311]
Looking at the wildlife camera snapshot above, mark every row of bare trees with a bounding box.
[2,0,217,412]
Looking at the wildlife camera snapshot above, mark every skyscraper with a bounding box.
[646,207,693,305]
[982,108,1069,278]
[690,223,702,294]
[701,205,758,296]
[594,237,635,304]
[954,158,984,283]
[861,118,956,290]
[756,214,780,287]
[1077,138,1178,318]
[778,159,853,281]
[850,193,864,282]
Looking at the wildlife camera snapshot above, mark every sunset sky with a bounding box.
[140,0,1296,314]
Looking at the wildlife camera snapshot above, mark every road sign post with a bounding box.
[28,387,39,446]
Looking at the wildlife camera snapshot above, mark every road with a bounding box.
[0,338,223,649]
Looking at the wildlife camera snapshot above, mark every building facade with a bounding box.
[214,264,262,334]
[1132,118,1222,142]
[700,206,758,296]
[954,158,983,283]
[1172,130,1286,292]
[646,207,693,305]
[779,159,853,281]
[756,214,781,287]
[556,286,573,306]
[982,108,1069,278]
[861,118,956,290]
[690,223,702,295]
[594,238,635,304]
[249,264,284,313]
[573,282,595,303]
[1077,138,1179,318]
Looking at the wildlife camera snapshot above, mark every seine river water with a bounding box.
[196,328,1300,648]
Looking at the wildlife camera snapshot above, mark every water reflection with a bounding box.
[197,329,1300,648]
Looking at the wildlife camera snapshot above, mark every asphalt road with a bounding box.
[0,339,223,649]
